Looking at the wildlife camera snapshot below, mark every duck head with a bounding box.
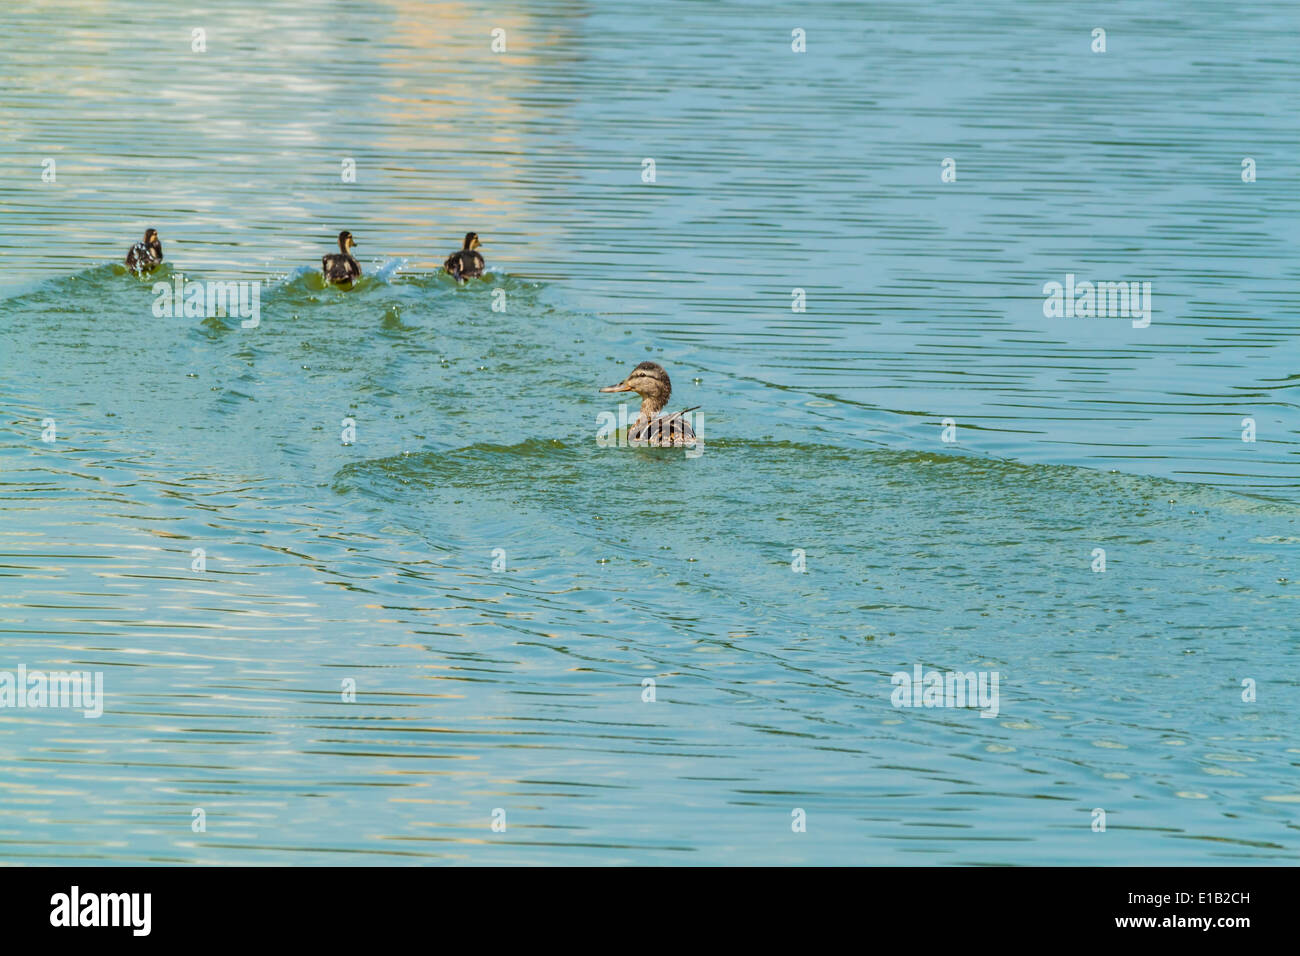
[601,360,673,425]
[338,230,357,252]
[463,232,482,251]
[143,228,162,260]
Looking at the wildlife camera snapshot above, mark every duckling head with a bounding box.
[464,232,481,251]
[143,228,162,259]
[338,230,357,252]
[601,360,673,422]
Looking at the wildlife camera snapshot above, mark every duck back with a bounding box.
[444,249,485,280]
[322,252,361,284]
[630,408,699,446]
[125,241,162,273]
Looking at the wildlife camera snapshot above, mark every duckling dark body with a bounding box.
[322,230,361,285]
[125,229,163,274]
[600,360,699,447]
[444,232,485,281]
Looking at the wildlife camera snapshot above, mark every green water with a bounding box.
[0,0,1297,864]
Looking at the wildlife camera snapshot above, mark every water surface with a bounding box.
[0,0,1297,865]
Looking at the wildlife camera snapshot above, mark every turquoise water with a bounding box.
[0,1,1297,864]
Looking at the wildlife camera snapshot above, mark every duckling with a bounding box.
[444,232,485,281]
[600,361,699,446]
[124,228,163,274]
[322,230,361,285]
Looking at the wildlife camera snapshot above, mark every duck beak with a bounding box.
[600,380,633,393]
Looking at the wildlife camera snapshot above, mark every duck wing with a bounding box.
[322,254,360,283]
[125,242,153,271]
[630,407,700,445]
[444,251,463,280]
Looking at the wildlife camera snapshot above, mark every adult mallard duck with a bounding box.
[444,232,485,281]
[124,228,163,274]
[600,361,699,446]
[322,230,361,285]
